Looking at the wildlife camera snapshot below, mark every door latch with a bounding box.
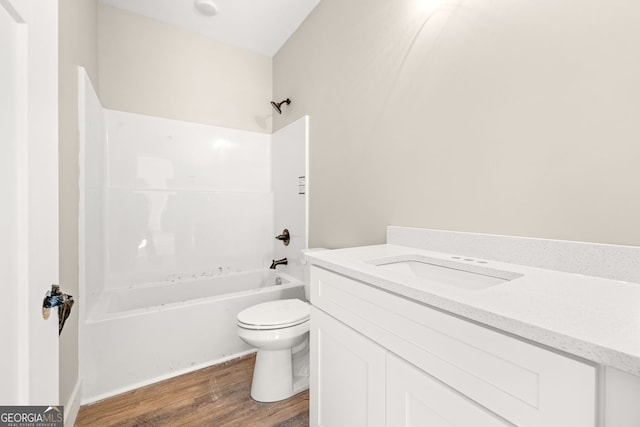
[42,284,74,335]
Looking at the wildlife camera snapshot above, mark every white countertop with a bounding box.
[306,244,640,376]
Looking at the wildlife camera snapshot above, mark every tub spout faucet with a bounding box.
[270,258,288,269]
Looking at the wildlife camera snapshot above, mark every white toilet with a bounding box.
[237,298,311,402]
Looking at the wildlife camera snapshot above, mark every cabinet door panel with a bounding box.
[387,354,513,427]
[310,307,385,427]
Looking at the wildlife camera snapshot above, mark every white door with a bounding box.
[0,0,59,405]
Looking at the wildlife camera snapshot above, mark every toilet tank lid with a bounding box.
[237,299,310,327]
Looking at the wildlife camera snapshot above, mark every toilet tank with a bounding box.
[301,248,328,301]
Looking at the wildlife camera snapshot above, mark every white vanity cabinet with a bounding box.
[309,265,599,427]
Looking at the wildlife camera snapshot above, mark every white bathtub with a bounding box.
[80,269,306,403]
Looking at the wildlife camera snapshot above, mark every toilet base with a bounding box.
[250,340,310,402]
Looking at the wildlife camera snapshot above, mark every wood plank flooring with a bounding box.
[75,353,309,427]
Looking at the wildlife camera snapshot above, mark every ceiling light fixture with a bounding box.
[194,0,218,17]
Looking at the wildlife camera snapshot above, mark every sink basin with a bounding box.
[370,256,522,291]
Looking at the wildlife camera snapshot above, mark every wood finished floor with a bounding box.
[75,353,309,427]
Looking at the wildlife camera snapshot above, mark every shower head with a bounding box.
[270,98,291,114]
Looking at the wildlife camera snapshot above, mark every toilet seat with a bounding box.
[237,299,310,330]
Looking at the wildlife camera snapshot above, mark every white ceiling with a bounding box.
[99,0,320,57]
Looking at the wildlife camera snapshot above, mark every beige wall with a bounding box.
[274,0,640,248]
[59,0,99,409]
[98,4,273,133]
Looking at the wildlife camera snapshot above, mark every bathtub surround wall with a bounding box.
[98,3,273,133]
[274,0,640,249]
[78,67,107,322]
[81,96,275,317]
[104,110,274,290]
[272,116,309,271]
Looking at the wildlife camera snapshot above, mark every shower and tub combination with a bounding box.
[78,68,309,402]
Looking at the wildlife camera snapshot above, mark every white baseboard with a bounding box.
[80,350,256,405]
[64,379,82,427]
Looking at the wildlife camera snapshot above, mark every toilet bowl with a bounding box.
[237,298,310,402]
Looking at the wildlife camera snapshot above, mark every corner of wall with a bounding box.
[59,0,99,412]
[63,378,81,426]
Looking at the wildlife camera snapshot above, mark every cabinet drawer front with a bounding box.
[311,266,596,427]
[387,353,513,427]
